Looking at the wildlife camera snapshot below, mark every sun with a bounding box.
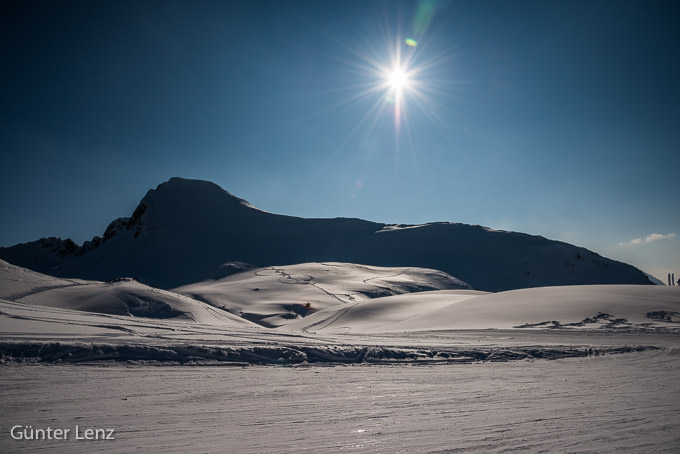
[385,65,412,131]
[316,23,454,141]
[389,68,408,90]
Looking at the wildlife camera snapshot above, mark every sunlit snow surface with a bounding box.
[2,348,680,453]
[1,259,680,452]
[174,262,470,327]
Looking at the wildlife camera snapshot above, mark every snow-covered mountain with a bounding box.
[0,177,652,291]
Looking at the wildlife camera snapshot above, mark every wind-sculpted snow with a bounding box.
[0,289,671,367]
[286,285,680,334]
[13,280,254,324]
[283,289,486,333]
[0,293,671,367]
[0,260,252,326]
[0,177,653,291]
[175,262,470,327]
[0,259,88,300]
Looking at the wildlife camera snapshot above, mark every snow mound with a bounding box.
[284,285,680,333]
[175,262,470,327]
[0,260,252,326]
[282,289,486,333]
[0,259,87,300]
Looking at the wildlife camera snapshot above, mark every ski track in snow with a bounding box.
[265,266,353,304]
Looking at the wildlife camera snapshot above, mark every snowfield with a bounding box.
[1,349,679,453]
[1,258,679,452]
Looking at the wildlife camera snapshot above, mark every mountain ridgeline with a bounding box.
[0,177,652,291]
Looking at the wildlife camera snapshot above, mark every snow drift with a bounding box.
[0,259,251,326]
[174,262,470,327]
[284,285,680,334]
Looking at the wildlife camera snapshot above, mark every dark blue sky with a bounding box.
[2,0,679,280]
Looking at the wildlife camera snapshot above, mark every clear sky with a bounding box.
[1,0,679,282]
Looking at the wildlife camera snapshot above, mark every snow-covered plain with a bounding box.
[2,349,679,453]
[1,259,680,452]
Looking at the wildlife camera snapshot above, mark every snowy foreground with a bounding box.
[1,308,679,453]
[1,346,679,453]
[1,260,679,452]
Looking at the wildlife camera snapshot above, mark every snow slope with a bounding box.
[174,262,470,327]
[0,258,89,299]
[3,257,676,334]
[0,259,252,326]
[0,177,653,291]
[284,285,680,333]
[0,296,663,366]
[1,262,676,364]
[282,289,487,333]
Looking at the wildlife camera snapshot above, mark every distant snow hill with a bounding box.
[2,259,678,338]
[0,259,252,326]
[0,259,471,327]
[174,262,470,327]
[0,177,652,291]
[282,285,680,334]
